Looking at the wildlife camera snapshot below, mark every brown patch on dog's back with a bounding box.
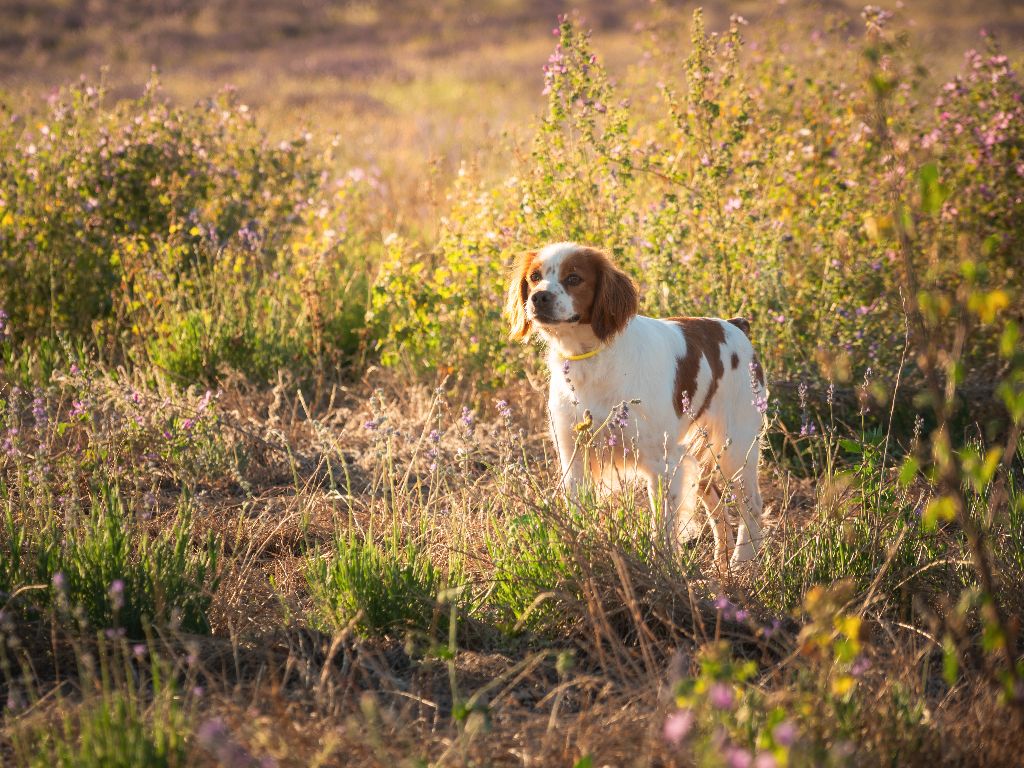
[727,316,751,336]
[731,352,739,369]
[669,318,726,419]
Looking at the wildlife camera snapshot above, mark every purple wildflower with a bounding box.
[680,391,692,415]
[237,222,262,251]
[715,595,735,616]
[196,389,214,414]
[611,403,630,429]
[133,644,147,658]
[196,717,260,768]
[52,572,66,591]
[363,419,381,431]
[850,655,872,677]
[31,396,47,429]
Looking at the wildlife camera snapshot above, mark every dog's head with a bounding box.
[505,242,639,343]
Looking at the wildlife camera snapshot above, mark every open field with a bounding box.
[2,1,1024,766]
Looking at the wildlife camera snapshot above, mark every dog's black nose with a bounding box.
[531,291,553,308]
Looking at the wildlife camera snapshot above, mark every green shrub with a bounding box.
[487,489,685,637]
[0,75,371,383]
[370,12,1023,407]
[26,692,188,768]
[2,484,219,636]
[305,532,462,637]
[14,644,189,768]
[758,431,964,613]
[487,509,575,634]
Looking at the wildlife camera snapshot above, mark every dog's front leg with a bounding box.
[643,445,701,555]
[549,410,588,502]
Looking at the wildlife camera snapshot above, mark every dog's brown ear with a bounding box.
[589,250,639,340]
[505,250,536,342]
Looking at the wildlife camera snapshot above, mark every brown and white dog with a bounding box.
[506,242,767,568]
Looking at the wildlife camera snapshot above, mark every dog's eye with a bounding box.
[529,270,542,283]
[564,274,582,287]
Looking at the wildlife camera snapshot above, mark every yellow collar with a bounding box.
[561,346,602,361]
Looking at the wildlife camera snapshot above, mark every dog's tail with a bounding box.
[727,316,751,337]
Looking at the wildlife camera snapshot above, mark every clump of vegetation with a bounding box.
[0,75,371,382]
[305,531,464,637]
[3,484,219,637]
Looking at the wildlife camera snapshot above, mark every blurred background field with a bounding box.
[3,0,1023,205]
[2,1,1024,766]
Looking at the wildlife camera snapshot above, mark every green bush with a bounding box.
[13,644,189,768]
[370,12,1023,402]
[26,691,188,768]
[487,490,682,637]
[2,484,219,637]
[0,75,371,383]
[305,532,462,637]
[487,509,575,635]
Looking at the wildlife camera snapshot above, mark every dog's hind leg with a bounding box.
[644,446,701,556]
[721,436,764,566]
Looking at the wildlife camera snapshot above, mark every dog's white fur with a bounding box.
[506,242,766,567]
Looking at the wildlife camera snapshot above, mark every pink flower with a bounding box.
[772,720,797,747]
[663,709,695,745]
[709,682,735,710]
[726,746,753,768]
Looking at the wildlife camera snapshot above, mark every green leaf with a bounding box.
[898,456,919,487]
[839,439,863,454]
[999,321,1020,359]
[942,635,958,687]
[574,757,594,768]
[918,162,949,216]
[923,496,956,531]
